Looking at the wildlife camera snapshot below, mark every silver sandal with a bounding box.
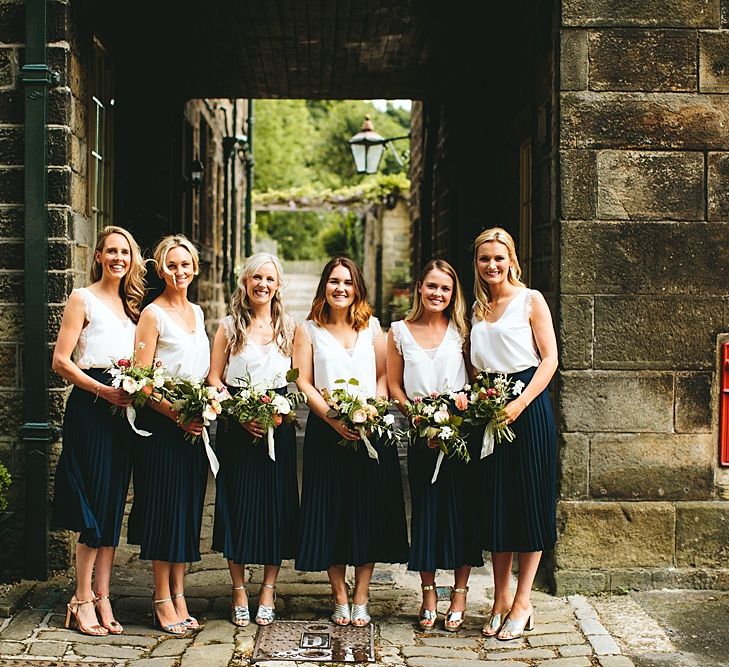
[256,583,276,626]
[230,585,250,627]
[351,602,371,627]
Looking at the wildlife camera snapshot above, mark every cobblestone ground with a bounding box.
[0,423,698,666]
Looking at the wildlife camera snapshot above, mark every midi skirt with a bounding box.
[127,408,208,562]
[296,412,409,571]
[51,368,132,548]
[473,366,557,553]
[212,412,299,565]
[407,438,483,572]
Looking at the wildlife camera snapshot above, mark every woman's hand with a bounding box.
[243,419,265,439]
[501,397,527,425]
[327,417,360,441]
[178,416,204,437]
[99,385,133,408]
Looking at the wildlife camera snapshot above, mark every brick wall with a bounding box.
[555,0,729,593]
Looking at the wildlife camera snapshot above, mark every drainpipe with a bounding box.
[244,99,254,258]
[20,0,57,580]
[229,101,238,296]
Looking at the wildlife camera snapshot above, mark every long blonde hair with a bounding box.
[227,253,293,356]
[406,259,468,340]
[90,225,146,323]
[472,227,526,322]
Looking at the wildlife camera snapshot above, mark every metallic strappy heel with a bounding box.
[152,597,188,637]
[172,592,199,629]
[497,607,534,640]
[231,585,250,627]
[418,583,437,630]
[255,583,276,626]
[482,609,506,637]
[444,586,468,632]
[65,597,108,636]
[93,592,123,634]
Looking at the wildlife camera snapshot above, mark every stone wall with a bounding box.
[555,0,729,593]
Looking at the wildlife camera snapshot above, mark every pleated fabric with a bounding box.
[407,438,483,572]
[127,408,208,562]
[296,412,409,571]
[51,368,132,548]
[473,366,557,553]
[212,406,299,565]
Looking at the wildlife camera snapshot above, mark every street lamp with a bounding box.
[190,157,205,192]
[348,114,410,174]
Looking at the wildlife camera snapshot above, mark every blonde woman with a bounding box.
[52,226,146,635]
[208,253,298,627]
[293,257,408,628]
[127,235,210,637]
[470,228,558,640]
[387,259,482,632]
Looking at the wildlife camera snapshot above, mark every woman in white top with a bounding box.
[128,235,210,637]
[470,227,558,641]
[387,259,482,632]
[293,257,408,628]
[208,253,298,628]
[51,226,146,636]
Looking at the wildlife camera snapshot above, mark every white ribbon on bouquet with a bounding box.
[125,406,152,437]
[201,427,220,478]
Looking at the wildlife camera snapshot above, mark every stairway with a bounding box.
[281,272,320,324]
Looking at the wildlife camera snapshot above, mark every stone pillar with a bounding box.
[556,0,729,593]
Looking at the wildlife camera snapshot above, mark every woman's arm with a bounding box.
[51,290,130,407]
[207,324,229,390]
[292,323,358,440]
[386,329,408,415]
[373,322,389,398]
[502,291,558,424]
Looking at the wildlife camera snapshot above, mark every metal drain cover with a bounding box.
[252,620,374,663]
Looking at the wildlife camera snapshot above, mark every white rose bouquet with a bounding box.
[161,378,232,476]
[321,377,400,462]
[222,368,306,461]
[403,390,470,482]
[106,343,166,436]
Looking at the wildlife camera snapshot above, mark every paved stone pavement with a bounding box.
[0,426,723,666]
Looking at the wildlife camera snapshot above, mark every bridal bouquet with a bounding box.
[463,372,525,457]
[223,368,306,461]
[161,378,232,476]
[106,345,166,436]
[321,377,399,462]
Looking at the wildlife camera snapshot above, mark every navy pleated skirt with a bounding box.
[127,408,208,562]
[296,412,409,571]
[407,438,483,572]
[212,409,299,565]
[51,369,132,548]
[473,366,557,553]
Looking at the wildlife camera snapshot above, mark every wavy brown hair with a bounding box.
[89,225,146,323]
[308,257,372,331]
[405,259,468,340]
[226,252,294,356]
[472,227,526,322]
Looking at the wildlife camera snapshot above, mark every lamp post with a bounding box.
[348,114,410,174]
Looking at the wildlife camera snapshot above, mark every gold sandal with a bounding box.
[93,592,123,635]
[65,597,108,636]
[418,583,437,630]
[444,586,468,632]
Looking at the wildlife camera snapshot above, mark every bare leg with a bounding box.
[152,560,181,630]
[74,542,104,631]
[351,563,374,627]
[170,562,197,627]
[93,546,121,631]
[497,551,541,640]
[419,570,436,609]
[228,561,249,608]
[328,564,349,625]
[259,565,280,608]
[482,551,514,636]
[444,565,471,631]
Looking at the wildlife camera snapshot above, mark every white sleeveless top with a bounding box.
[75,287,136,369]
[146,302,210,380]
[390,320,467,399]
[304,317,381,398]
[470,288,541,374]
[220,315,292,389]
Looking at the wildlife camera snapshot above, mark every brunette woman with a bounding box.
[293,257,408,627]
[209,253,298,627]
[127,235,210,637]
[387,259,482,632]
[470,228,558,640]
[52,226,146,635]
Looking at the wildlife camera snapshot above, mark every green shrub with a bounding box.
[0,462,10,512]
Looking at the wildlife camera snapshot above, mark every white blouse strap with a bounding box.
[76,287,92,322]
[524,289,535,319]
[146,303,164,334]
[390,320,403,355]
[369,316,382,344]
[220,314,235,343]
[300,319,314,345]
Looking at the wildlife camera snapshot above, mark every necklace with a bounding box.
[164,298,195,333]
[252,318,273,330]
